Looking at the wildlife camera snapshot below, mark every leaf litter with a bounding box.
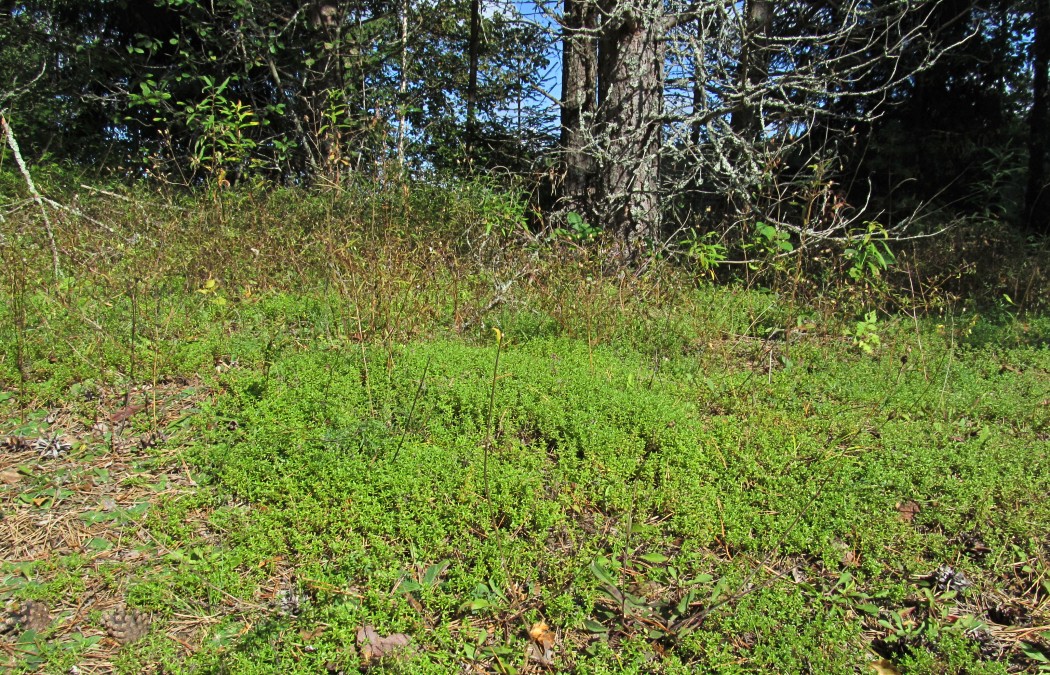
[356,625,412,663]
[0,378,210,670]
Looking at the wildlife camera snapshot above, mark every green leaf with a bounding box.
[68,633,102,648]
[856,603,880,615]
[1022,642,1050,663]
[639,552,669,564]
[583,619,608,633]
[590,560,617,588]
[422,561,449,587]
[755,222,775,240]
[461,598,492,612]
[86,537,112,551]
[399,579,422,593]
[209,622,244,647]
[80,510,112,524]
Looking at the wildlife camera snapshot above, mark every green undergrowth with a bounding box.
[1,184,1048,673]
[172,320,1047,673]
[3,281,1047,672]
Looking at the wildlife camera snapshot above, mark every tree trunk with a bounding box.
[466,0,481,157]
[597,0,665,258]
[730,0,773,139]
[397,0,410,170]
[1026,0,1050,235]
[690,14,704,148]
[561,0,599,217]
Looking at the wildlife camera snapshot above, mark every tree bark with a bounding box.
[1026,0,1050,235]
[561,0,599,217]
[466,0,481,157]
[730,0,773,139]
[397,0,410,169]
[597,0,665,257]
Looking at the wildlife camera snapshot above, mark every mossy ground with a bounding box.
[1,184,1048,673]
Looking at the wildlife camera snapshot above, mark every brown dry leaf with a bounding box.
[527,621,555,665]
[528,621,555,649]
[526,641,555,667]
[300,625,325,641]
[0,469,21,484]
[137,431,168,450]
[405,593,424,614]
[959,532,991,559]
[110,404,145,424]
[869,658,902,674]
[356,625,411,662]
[897,500,921,522]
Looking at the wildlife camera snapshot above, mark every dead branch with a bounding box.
[1,111,61,277]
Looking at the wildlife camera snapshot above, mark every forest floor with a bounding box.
[1,188,1049,673]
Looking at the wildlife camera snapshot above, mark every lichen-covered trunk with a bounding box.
[561,0,599,218]
[730,0,773,139]
[597,0,664,260]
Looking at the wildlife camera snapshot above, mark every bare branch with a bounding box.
[1,112,61,277]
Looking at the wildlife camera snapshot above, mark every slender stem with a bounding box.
[390,355,431,463]
[483,331,506,577]
[486,338,503,443]
[10,255,27,422]
[484,330,504,522]
[127,279,138,408]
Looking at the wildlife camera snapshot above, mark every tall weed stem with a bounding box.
[484,328,505,574]
[390,355,430,463]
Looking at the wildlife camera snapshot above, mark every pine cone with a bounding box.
[930,564,972,592]
[137,431,168,450]
[0,602,20,635]
[277,587,307,618]
[0,600,51,634]
[2,436,31,451]
[102,607,151,645]
[33,435,72,460]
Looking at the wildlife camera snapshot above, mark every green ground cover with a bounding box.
[0,187,1048,673]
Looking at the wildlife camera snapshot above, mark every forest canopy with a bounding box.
[2,0,1048,251]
